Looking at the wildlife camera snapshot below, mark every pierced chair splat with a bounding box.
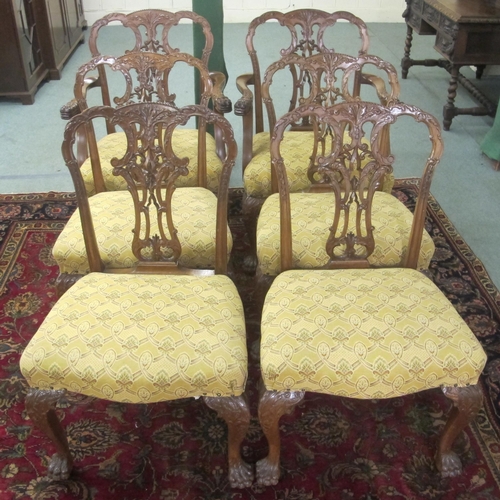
[20,102,253,489]
[53,51,232,295]
[235,10,401,272]
[255,100,487,486]
[60,9,232,195]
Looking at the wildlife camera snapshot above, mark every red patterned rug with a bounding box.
[1,181,500,500]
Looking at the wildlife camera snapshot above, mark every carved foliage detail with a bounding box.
[270,101,443,267]
[262,52,400,133]
[75,52,213,110]
[89,10,214,67]
[63,103,236,265]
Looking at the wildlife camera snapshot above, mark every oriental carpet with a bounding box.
[1,180,500,500]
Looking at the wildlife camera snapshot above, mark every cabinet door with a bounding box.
[16,0,44,79]
[63,0,83,45]
[0,0,48,102]
[44,0,70,68]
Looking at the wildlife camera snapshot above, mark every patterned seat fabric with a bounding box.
[53,188,233,274]
[261,268,486,399]
[244,131,395,198]
[20,273,247,403]
[256,192,435,275]
[81,130,223,196]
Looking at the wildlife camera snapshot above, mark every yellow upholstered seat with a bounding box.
[20,273,247,403]
[82,131,223,196]
[257,192,434,275]
[53,188,232,275]
[245,131,394,199]
[261,268,486,399]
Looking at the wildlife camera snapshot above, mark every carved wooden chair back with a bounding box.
[271,100,443,271]
[62,101,236,275]
[261,52,400,148]
[87,9,214,134]
[239,51,401,275]
[241,9,370,135]
[73,51,214,193]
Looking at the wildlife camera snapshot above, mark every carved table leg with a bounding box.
[436,385,483,478]
[25,388,73,480]
[443,64,460,131]
[256,388,305,486]
[401,24,414,79]
[204,395,253,488]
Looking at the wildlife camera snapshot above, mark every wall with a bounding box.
[82,0,408,26]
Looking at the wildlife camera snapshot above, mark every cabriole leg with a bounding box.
[25,388,73,480]
[436,384,483,478]
[256,388,305,486]
[204,395,253,488]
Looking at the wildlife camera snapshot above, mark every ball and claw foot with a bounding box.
[47,453,73,481]
[229,461,254,488]
[436,451,462,478]
[256,457,280,486]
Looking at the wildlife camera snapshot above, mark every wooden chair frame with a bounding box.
[60,10,232,166]
[255,101,484,485]
[235,9,370,172]
[72,51,216,194]
[24,102,253,488]
[241,50,401,273]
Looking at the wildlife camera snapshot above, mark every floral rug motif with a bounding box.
[0,183,500,500]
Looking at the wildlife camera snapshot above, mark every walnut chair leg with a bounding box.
[25,388,73,480]
[256,388,305,486]
[436,384,483,478]
[204,395,253,488]
[242,194,264,275]
[55,273,83,297]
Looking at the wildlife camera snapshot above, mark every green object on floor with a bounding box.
[481,104,500,163]
[192,0,228,102]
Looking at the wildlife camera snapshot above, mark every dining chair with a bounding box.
[252,57,435,309]
[60,9,232,195]
[255,100,487,485]
[20,101,253,488]
[52,51,232,295]
[234,10,402,272]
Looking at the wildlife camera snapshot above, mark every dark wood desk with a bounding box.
[401,0,500,130]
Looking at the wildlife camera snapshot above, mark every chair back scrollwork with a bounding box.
[62,103,237,275]
[245,10,371,133]
[261,52,401,134]
[270,101,443,271]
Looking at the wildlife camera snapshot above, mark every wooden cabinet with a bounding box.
[0,0,85,104]
[0,0,48,104]
[35,0,86,80]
